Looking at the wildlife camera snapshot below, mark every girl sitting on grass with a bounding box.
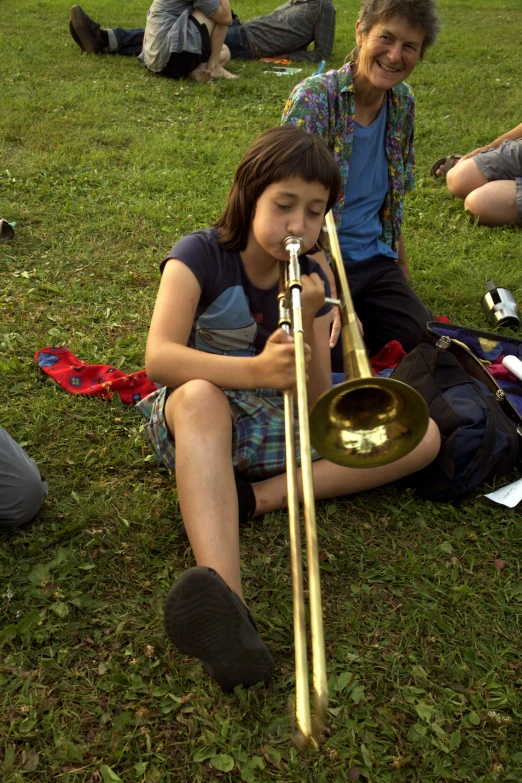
[137,125,440,691]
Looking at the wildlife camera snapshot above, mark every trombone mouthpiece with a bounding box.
[283,236,304,256]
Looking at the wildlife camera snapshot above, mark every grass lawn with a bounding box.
[1,0,522,781]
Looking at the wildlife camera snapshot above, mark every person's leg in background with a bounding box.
[191,8,238,78]
[69,6,144,55]
[224,19,254,59]
[348,257,432,359]
[446,141,522,226]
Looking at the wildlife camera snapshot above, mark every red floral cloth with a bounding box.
[34,346,156,404]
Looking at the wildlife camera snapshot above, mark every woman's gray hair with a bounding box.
[348,0,441,61]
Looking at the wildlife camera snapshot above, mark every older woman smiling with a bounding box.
[283,0,441,369]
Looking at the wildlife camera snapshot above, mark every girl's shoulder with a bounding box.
[160,227,225,274]
[160,228,244,300]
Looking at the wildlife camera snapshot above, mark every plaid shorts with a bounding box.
[136,386,321,480]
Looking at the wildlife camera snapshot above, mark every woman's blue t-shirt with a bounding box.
[338,102,397,264]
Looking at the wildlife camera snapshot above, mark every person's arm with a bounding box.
[308,249,340,348]
[145,259,299,391]
[397,235,410,281]
[195,0,233,26]
[461,122,522,160]
[285,0,335,62]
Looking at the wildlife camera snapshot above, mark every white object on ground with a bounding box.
[502,355,522,381]
[485,477,522,508]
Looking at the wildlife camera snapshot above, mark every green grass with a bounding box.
[2,0,522,781]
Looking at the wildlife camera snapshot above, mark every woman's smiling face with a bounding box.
[354,15,425,90]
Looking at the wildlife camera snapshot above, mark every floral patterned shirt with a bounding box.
[281,62,416,255]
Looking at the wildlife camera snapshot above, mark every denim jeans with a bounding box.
[224,20,253,59]
[109,21,252,59]
[110,28,145,56]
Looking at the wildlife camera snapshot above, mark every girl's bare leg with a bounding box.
[165,380,243,599]
[251,418,441,516]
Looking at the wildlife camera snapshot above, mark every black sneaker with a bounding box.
[164,567,274,691]
[70,6,107,53]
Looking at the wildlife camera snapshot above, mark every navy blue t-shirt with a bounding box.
[161,228,331,357]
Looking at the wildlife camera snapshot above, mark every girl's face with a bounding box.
[354,15,425,91]
[247,177,330,264]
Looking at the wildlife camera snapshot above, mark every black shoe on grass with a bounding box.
[164,566,274,691]
[70,6,107,53]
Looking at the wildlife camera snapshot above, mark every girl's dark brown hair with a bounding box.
[214,125,341,251]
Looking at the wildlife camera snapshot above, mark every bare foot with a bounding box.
[211,65,239,79]
[188,63,213,83]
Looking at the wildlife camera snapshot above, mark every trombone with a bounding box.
[279,212,429,748]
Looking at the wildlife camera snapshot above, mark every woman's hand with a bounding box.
[253,328,311,389]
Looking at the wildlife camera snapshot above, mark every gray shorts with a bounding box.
[474,139,522,224]
[0,425,48,528]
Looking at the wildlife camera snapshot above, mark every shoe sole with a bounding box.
[164,567,274,691]
[70,5,102,54]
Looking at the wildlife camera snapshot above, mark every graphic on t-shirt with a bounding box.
[195,286,258,356]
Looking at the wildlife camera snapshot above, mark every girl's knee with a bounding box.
[417,418,441,468]
[168,379,228,423]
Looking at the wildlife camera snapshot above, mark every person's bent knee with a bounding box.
[416,418,441,470]
[446,165,469,199]
[169,379,228,422]
[0,477,48,529]
[447,160,486,200]
[463,189,481,219]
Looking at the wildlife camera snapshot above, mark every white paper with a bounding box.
[485,477,522,507]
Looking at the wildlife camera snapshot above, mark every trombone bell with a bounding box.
[310,376,429,468]
[309,211,430,469]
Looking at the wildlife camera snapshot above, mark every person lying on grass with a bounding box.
[71,0,237,83]
[432,122,522,227]
[137,125,441,691]
[69,0,336,65]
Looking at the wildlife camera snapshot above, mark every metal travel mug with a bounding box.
[481,280,519,329]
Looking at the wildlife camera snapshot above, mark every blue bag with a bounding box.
[391,340,520,502]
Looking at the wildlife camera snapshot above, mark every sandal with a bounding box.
[164,566,274,691]
[430,155,463,178]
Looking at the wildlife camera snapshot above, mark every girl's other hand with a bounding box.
[254,328,311,389]
[301,272,326,328]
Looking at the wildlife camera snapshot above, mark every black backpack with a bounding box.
[391,343,520,502]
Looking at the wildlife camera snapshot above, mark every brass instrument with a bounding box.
[310,212,430,467]
[279,236,327,749]
[279,213,429,748]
